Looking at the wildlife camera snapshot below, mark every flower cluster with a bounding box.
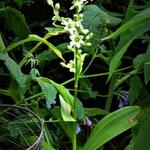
[76,117,92,134]
[70,0,88,13]
[47,0,93,74]
[60,3,93,73]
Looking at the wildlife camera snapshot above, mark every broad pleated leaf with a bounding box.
[83,106,141,150]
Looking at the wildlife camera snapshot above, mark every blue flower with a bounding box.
[46,103,52,109]
[76,124,81,134]
[118,91,129,108]
[84,118,92,126]
[118,101,124,108]
[46,100,57,109]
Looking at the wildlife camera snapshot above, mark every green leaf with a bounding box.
[0,1,4,9]
[0,53,25,88]
[79,78,98,100]
[102,7,150,41]
[59,95,75,121]
[50,80,85,120]
[14,0,24,7]
[128,77,143,105]
[48,79,74,108]
[123,0,136,24]
[126,107,150,150]
[33,77,84,120]
[82,5,121,31]
[132,119,150,150]
[5,34,66,62]
[28,34,65,61]
[144,62,150,84]
[107,7,150,80]
[4,7,30,38]
[36,78,57,105]
[83,106,141,150]
[85,108,109,117]
[76,99,85,120]
[0,34,6,52]
[42,140,55,150]
[9,80,22,103]
[133,53,147,71]
[49,107,74,143]
[37,43,68,66]
[82,5,121,50]
[133,44,150,72]
[129,76,150,105]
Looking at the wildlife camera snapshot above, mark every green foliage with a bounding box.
[102,7,150,80]
[83,106,141,150]
[79,78,98,100]
[125,107,150,150]
[0,53,26,88]
[133,44,150,84]
[59,95,76,121]
[82,5,121,50]
[0,34,6,52]
[4,7,30,38]
[85,108,108,117]
[36,77,57,105]
[0,0,150,149]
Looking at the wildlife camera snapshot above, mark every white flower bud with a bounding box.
[47,0,54,7]
[55,3,60,11]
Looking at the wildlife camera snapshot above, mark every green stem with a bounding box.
[105,70,136,111]
[24,92,43,101]
[72,48,79,150]
[105,75,118,111]
[62,66,133,85]
[0,89,10,96]
[114,70,136,89]
[73,123,77,150]
[123,0,135,24]
[82,49,98,74]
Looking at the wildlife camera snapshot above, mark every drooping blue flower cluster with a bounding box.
[118,91,129,108]
[76,117,92,134]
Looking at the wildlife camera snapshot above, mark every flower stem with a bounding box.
[72,48,79,150]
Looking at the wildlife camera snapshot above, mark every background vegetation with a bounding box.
[0,0,150,149]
